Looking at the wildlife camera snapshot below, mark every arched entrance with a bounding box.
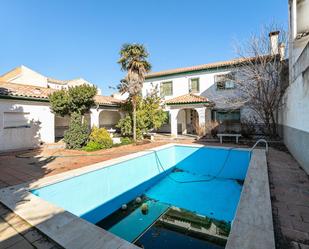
[98,110,121,129]
[176,108,199,135]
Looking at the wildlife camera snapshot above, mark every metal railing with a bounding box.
[250,139,269,153]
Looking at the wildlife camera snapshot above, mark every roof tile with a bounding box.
[164,93,211,105]
[145,56,270,79]
[0,81,121,105]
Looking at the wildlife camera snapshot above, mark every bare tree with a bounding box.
[230,24,289,137]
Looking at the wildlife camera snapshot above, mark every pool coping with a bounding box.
[226,149,275,249]
[0,143,274,249]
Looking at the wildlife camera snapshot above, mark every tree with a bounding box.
[230,25,288,137]
[49,84,97,116]
[63,112,90,149]
[118,43,151,141]
[116,88,167,139]
[49,84,97,149]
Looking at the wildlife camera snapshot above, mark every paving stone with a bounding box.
[2,213,32,234]
[32,237,57,249]
[7,238,34,249]
[23,228,44,243]
[268,147,309,248]
[0,221,24,249]
[281,227,309,242]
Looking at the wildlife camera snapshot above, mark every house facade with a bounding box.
[279,0,309,173]
[142,52,288,137]
[0,67,123,151]
[143,60,249,137]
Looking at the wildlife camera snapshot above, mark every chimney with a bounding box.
[269,31,280,55]
[279,42,286,60]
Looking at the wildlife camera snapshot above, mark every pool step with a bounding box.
[108,200,169,242]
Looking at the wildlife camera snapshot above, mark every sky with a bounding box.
[0,0,288,95]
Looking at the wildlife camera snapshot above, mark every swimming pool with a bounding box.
[31,145,251,248]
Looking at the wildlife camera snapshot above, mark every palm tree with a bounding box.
[118,43,151,141]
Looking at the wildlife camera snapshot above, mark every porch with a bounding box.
[54,108,123,139]
[163,94,213,137]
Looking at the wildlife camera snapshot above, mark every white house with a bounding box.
[0,67,123,151]
[0,65,103,94]
[143,32,282,137]
[279,0,309,173]
[143,61,242,137]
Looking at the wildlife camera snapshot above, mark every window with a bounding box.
[211,110,240,123]
[3,112,30,129]
[160,81,173,97]
[189,78,200,93]
[215,73,235,90]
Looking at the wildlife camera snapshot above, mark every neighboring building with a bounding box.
[143,32,281,137]
[0,67,123,151]
[279,0,309,173]
[0,65,102,94]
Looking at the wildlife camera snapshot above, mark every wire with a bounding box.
[151,148,235,184]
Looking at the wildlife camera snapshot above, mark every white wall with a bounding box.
[280,71,309,133]
[143,68,252,117]
[279,0,309,173]
[0,99,55,151]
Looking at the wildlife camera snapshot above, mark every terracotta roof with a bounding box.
[145,56,267,79]
[164,93,212,105]
[94,95,123,105]
[0,81,121,106]
[0,81,54,100]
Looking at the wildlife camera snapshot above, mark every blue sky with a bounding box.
[0,0,288,95]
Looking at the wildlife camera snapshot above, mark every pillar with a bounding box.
[90,108,100,128]
[170,109,179,138]
[195,107,206,127]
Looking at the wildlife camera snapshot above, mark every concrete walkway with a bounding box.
[268,148,309,249]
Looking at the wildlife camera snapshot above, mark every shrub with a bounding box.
[116,115,132,136]
[83,141,103,152]
[195,123,206,137]
[121,137,132,145]
[204,121,219,137]
[64,113,90,149]
[88,126,113,149]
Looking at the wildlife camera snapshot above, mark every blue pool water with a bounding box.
[31,145,250,245]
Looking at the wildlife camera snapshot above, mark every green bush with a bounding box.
[88,126,113,149]
[83,141,103,152]
[121,137,132,145]
[64,113,90,149]
[116,115,132,136]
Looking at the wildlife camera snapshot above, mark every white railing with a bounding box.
[250,139,269,153]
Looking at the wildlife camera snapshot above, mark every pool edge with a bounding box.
[226,149,275,249]
[0,144,268,249]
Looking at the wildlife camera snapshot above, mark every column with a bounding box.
[170,109,179,138]
[195,107,206,127]
[90,108,100,128]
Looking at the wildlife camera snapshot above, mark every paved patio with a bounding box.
[268,148,309,249]
[0,141,308,248]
